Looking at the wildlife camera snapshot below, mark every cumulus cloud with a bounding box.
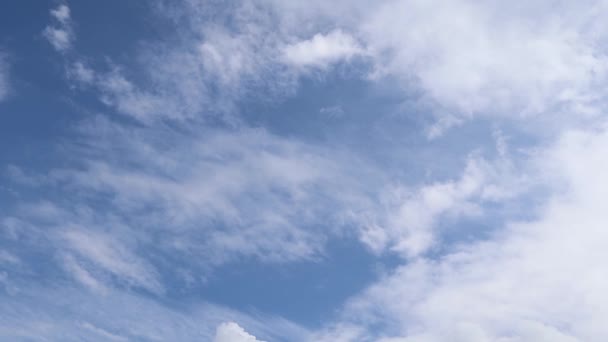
[260,0,608,132]
[363,0,608,128]
[214,322,265,342]
[283,29,362,68]
[320,123,608,341]
[43,3,74,52]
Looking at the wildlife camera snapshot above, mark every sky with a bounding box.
[1,0,608,341]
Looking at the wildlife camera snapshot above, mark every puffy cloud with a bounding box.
[214,322,265,342]
[320,123,608,341]
[261,0,608,132]
[283,30,362,68]
[43,4,74,52]
[363,0,608,133]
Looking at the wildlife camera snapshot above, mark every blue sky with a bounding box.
[2,1,608,341]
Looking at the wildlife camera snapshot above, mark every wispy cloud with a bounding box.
[58,1,300,122]
[4,114,386,292]
[61,254,109,294]
[359,152,527,258]
[12,1,608,341]
[62,229,164,294]
[52,0,608,131]
[0,285,309,341]
[43,3,74,52]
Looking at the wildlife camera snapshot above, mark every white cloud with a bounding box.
[46,0,608,130]
[44,24,72,52]
[59,121,340,265]
[4,115,384,289]
[61,254,108,294]
[214,322,265,342]
[64,61,190,122]
[361,0,608,126]
[359,153,525,258]
[258,0,608,133]
[13,2,608,341]
[96,68,174,122]
[51,3,71,23]
[0,286,309,341]
[43,4,74,52]
[196,24,284,90]
[320,123,608,341]
[70,1,301,122]
[67,61,95,85]
[55,2,357,122]
[283,30,362,68]
[61,229,163,294]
